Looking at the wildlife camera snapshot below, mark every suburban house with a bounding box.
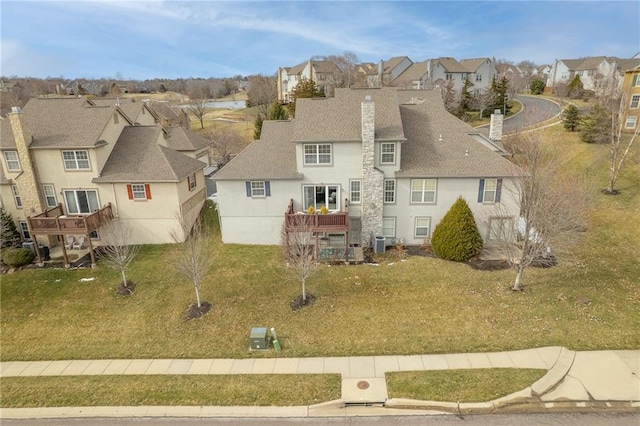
[547,56,640,92]
[392,61,431,90]
[621,64,640,133]
[424,57,496,96]
[214,87,522,254]
[0,97,207,266]
[277,60,341,103]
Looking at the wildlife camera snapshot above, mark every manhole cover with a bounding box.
[357,380,370,390]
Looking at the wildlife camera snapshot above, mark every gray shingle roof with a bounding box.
[0,97,129,149]
[93,126,204,183]
[384,56,411,73]
[436,57,468,73]
[394,61,429,82]
[293,87,406,142]
[460,58,490,72]
[214,120,299,180]
[164,127,210,152]
[395,90,521,178]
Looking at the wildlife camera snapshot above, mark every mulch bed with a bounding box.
[186,301,211,320]
[290,293,316,311]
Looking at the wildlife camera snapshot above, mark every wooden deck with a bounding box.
[27,203,114,235]
[284,199,349,232]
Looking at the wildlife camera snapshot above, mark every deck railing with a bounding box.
[27,203,114,235]
[284,199,349,231]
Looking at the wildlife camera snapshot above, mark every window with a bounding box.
[350,180,361,204]
[415,217,431,238]
[11,185,22,208]
[3,151,20,171]
[475,74,482,82]
[462,73,467,80]
[42,184,57,208]
[382,217,396,238]
[488,216,513,241]
[64,189,99,214]
[19,221,30,240]
[633,74,640,87]
[631,95,640,109]
[304,144,332,165]
[384,179,396,203]
[245,181,270,198]
[445,73,452,81]
[625,116,637,129]
[410,179,437,203]
[128,184,151,200]
[62,150,90,170]
[380,143,395,164]
[303,185,339,211]
[478,178,502,203]
[187,173,197,191]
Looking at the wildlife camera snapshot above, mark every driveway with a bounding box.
[479,95,562,135]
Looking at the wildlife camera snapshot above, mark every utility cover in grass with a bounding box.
[431,197,483,262]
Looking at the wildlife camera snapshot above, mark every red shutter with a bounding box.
[127,184,133,200]
[145,184,152,199]
[187,178,190,191]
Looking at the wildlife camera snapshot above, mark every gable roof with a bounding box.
[460,58,490,72]
[293,87,406,142]
[163,127,210,152]
[214,120,299,180]
[395,61,429,82]
[384,56,412,73]
[395,90,520,178]
[89,98,157,123]
[435,57,468,73]
[0,97,130,149]
[93,126,204,183]
[558,59,584,70]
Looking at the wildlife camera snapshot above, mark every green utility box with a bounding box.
[249,327,269,350]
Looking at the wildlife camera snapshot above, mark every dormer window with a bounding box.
[62,150,90,170]
[3,151,21,171]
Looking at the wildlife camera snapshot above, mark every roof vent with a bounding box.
[438,134,443,142]
[364,95,372,101]
[465,150,469,156]
[11,106,21,113]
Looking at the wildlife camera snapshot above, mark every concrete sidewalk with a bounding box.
[1,347,639,419]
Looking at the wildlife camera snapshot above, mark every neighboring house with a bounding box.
[0,97,207,265]
[277,60,341,103]
[547,59,584,89]
[548,56,640,92]
[214,87,521,252]
[426,57,497,96]
[90,97,158,125]
[354,57,413,88]
[147,101,191,128]
[460,58,496,95]
[621,64,640,133]
[393,61,431,90]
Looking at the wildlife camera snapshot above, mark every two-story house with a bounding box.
[0,97,207,266]
[621,64,640,133]
[277,60,341,103]
[214,87,521,255]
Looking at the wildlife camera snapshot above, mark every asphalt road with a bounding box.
[479,95,562,135]
[4,412,640,426]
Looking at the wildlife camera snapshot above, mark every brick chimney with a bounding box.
[8,109,50,246]
[489,109,503,142]
[360,95,384,247]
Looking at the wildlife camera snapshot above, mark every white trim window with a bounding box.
[488,216,514,241]
[188,173,197,191]
[380,143,396,164]
[349,179,361,204]
[384,179,396,203]
[414,217,431,238]
[19,221,30,240]
[625,116,637,129]
[631,95,640,109]
[42,184,57,208]
[303,144,332,165]
[251,181,265,197]
[64,189,99,214]
[382,217,396,238]
[478,178,503,203]
[303,184,339,211]
[3,151,21,171]
[410,179,437,203]
[12,185,22,208]
[131,184,147,200]
[62,150,90,170]
[633,74,640,87]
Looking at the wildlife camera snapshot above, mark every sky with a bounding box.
[1,0,638,80]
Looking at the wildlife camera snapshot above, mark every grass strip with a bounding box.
[0,374,341,408]
[386,369,546,402]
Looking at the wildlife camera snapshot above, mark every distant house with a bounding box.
[547,57,640,92]
[277,60,341,103]
[393,61,431,90]
[0,97,207,266]
[214,87,521,253]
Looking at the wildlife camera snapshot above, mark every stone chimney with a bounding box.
[360,95,384,247]
[9,109,48,242]
[489,109,503,142]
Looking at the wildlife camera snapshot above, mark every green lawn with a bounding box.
[1,124,639,405]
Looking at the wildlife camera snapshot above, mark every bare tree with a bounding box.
[469,90,494,119]
[247,74,277,117]
[497,132,589,291]
[281,214,320,308]
[171,209,211,317]
[98,221,140,295]
[203,126,245,168]
[187,84,211,129]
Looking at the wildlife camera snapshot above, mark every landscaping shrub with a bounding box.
[431,197,483,262]
[529,78,545,95]
[2,248,35,267]
[1,208,21,249]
